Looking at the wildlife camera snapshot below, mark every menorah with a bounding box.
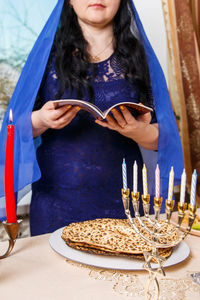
[121,161,197,300]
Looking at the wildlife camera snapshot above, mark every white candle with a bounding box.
[155,164,160,198]
[190,170,197,206]
[122,158,127,190]
[168,167,174,202]
[133,161,138,194]
[180,169,186,205]
[142,164,148,197]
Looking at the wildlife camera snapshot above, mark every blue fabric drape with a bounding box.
[0,0,65,219]
[0,0,184,220]
[129,1,184,192]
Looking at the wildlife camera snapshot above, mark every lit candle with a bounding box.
[142,164,148,197]
[190,170,197,206]
[122,158,127,190]
[155,164,160,198]
[4,109,16,223]
[180,169,186,205]
[168,167,174,202]
[133,160,138,194]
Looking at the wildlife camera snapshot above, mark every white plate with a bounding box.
[49,227,190,271]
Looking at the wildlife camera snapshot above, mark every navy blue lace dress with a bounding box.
[30,53,145,236]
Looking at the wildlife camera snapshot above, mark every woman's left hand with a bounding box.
[95,105,158,150]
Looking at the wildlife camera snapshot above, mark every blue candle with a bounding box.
[190,170,197,206]
[122,158,127,190]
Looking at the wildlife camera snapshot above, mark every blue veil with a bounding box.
[0,0,184,219]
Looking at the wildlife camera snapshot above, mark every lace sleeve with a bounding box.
[33,51,55,111]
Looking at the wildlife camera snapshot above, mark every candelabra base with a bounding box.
[121,189,197,300]
[0,219,22,259]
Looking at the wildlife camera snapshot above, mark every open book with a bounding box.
[53,99,153,119]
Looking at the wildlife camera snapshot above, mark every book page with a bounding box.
[103,102,153,118]
[53,99,104,119]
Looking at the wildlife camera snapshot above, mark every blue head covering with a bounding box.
[0,0,184,219]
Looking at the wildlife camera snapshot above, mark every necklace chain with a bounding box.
[90,38,114,62]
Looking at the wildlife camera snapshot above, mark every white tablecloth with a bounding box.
[0,228,200,300]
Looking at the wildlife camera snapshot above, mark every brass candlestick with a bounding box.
[131,191,140,217]
[177,202,187,228]
[142,194,151,216]
[0,219,22,259]
[154,197,163,221]
[165,198,175,223]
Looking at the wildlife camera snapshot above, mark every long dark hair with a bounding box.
[54,0,152,106]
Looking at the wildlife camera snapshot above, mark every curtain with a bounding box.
[162,0,200,203]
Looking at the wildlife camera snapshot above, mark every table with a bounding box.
[0,231,200,300]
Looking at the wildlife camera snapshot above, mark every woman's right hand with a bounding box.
[31,101,81,138]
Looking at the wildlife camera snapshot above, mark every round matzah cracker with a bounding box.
[62,218,149,254]
[62,218,177,255]
[66,240,172,262]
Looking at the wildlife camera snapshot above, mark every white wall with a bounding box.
[134,0,168,80]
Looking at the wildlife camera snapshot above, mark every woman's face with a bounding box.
[69,0,121,28]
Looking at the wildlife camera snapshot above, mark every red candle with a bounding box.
[4,109,17,223]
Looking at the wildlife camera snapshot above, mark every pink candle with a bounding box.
[142,164,148,197]
[155,164,160,198]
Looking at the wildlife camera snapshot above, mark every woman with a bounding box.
[0,0,184,235]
